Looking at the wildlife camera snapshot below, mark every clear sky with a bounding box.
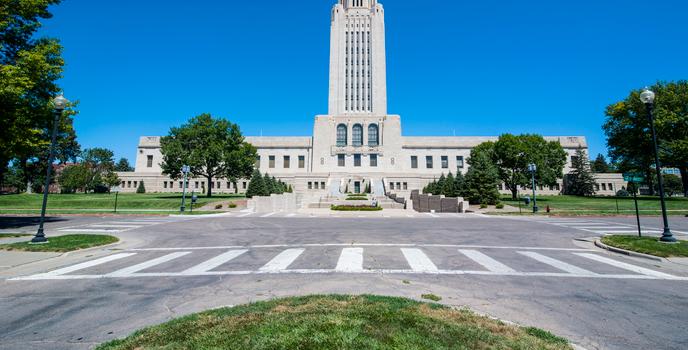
[41,0,688,163]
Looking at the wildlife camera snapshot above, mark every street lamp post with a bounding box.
[528,163,538,213]
[31,94,69,244]
[180,165,190,212]
[640,88,676,243]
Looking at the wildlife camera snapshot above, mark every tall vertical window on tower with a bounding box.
[336,124,348,146]
[352,124,363,146]
[147,155,153,168]
[368,124,379,146]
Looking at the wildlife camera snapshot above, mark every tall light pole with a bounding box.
[180,165,190,212]
[528,163,538,213]
[640,88,675,243]
[31,94,69,244]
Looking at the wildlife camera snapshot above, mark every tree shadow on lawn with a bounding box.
[0,216,68,230]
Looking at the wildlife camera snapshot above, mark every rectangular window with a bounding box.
[354,154,361,167]
[608,183,613,191]
[164,181,168,189]
[255,156,260,169]
[396,182,401,190]
[298,155,305,169]
[338,154,346,167]
[128,181,131,188]
[403,182,408,190]
[314,182,319,190]
[147,155,153,168]
[195,181,199,189]
[243,182,247,189]
[269,156,275,168]
[390,182,395,190]
[602,183,607,191]
[370,154,378,167]
[321,182,326,189]
[456,156,464,169]
[441,156,449,169]
[426,156,433,169]
[227,182,231,189]
[308,182,313,190]
[411,156,418,169]
[284,156,291,169]
[134,181,138,188]
[179,181,183,189]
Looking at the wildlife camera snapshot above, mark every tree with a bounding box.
[82,148,115,192]
[604,82,688,196]
[464,148,501,205]
[433,174,445,195]
[246,169,267,198]
[591,154,610,173]
[656,174,683,197]
[102,171,121,191]
[160,114,257,197]
[0,0,80,189]
[58,164,89,193]
[564,148,597,197]
[454,171,466,197]
[492,134,567,200]
[114,158,134,172]
[136,181,146,194]
[442,172,456,197]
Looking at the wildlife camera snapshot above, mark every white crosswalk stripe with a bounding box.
[459,249,515,273]
[260,249,305,272]
[10,246,685,281]
[183,250,248,274]
[336,248,364,272]
[401,248,438,272]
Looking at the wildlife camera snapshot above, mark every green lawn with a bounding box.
[0,234,119,252]
[500,195,688,216]
[0,193,245,212]
[97,295,572,350]
[601,235,688,258]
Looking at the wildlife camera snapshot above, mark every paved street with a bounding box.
[1,214,688,350]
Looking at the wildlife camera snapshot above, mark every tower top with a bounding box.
[339,0,378,10]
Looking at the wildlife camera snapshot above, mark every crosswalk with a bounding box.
[506,217,663,235]
[57,217,196,233]
[11,244,686,281]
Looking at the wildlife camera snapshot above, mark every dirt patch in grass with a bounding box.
[601,235,688,258]
[97,295,572,350]
[0,233,31,238]
[0,234,119,252]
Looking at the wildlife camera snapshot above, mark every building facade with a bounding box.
[118,0,626,199]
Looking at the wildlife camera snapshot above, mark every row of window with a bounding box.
[337,123,379,146]
[389,182,408,191]
[596,183,616,191]
[257,155,306,169]
[307,181,327,190]
[411,156,464,170]
[338,153,378,167]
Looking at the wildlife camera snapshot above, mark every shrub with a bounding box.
[616,189,630,197]
[495,203,505,209]
[228,203,237,209]
[346,197,368,201]
[136,181,146,194]
[331,205,383,211]
[215,204,223,210]
[480,203,488,209]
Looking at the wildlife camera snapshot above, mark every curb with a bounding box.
[594,239,664,262]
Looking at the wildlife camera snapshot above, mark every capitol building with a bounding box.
[118,0,624,198]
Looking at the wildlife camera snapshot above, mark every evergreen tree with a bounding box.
[442,172,456,197]
[433,175,445,195]
[464,151,501,205]
[287,184,293,193]
[564,148,597,196]
[246,170,267,198]
[591,154,610,173]
[136,180,146,194]
[263,173,275,194]
[454,171,466,197]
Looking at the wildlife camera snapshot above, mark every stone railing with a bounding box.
[410,190,469,213]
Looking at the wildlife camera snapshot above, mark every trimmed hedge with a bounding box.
[331,205,383,211]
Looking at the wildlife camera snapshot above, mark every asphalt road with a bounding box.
[1,213,687,350]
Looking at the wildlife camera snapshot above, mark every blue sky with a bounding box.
[42,0,688,162]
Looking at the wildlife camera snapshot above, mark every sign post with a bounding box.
[180,165,190,212]
[624,173,645,237]
[112,186,121,213]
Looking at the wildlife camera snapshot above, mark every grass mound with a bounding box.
[601,235,688,258]
[97,295,571,350]
[331,205,383,211]
[0,234,119,252]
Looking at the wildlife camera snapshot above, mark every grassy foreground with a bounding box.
[500,195,688,216]
[0,234,119,252]
[601,235,688,258]
[97,295,571,350]
[0,193,245,213]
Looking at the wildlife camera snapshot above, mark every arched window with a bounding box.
[352,124,363,146]
[368,124,379,146]
[336,124,348,147]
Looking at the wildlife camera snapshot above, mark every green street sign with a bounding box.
[623,174,645,183]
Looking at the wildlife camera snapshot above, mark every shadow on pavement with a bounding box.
[0,216,68,229]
